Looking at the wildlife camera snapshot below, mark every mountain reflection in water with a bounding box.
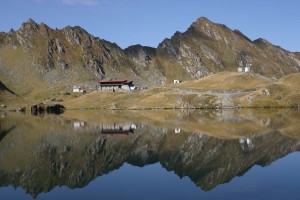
[0,109,300,199]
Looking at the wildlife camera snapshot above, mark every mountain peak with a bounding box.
[197,16,211,22]
[24,18,39,27]
[192,16,214,27]
[19,18,39,32]
[187,16,220,36]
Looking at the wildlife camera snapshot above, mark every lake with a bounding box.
[1,109,300,200]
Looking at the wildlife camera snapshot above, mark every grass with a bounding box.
[1,70,300,110]
[36,72,300,110]
[237,73,300,108]
[174,71,272,91]
[0,46,48,96]
[62,87,222,110]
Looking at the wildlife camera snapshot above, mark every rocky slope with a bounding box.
[156,17,300,80]
[0,19,160,97]
[0,17,300,99]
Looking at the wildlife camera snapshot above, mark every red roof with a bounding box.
[99,80,133,84]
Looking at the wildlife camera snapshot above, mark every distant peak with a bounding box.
[125,44,156,51]
[8,28,15,34]
[189,16,216,31]
[254,38,270,44]
[198,16,210,22]
[64,25,88,34]
[19,18,39,31]
[25,18,38,26]
[193,16,213,25]
[40,22,49,28]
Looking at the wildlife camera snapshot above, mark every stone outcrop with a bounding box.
[31,103,65,115]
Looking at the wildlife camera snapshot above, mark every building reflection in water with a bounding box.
[73,121,137,136]
[100,123,137,136]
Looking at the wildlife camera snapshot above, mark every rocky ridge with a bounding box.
[0,17,300,98]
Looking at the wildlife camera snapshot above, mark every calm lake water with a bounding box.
[1,109,300,200]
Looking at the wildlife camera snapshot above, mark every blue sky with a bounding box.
[0,0,299,51]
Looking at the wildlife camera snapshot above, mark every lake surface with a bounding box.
[1,109,300,200]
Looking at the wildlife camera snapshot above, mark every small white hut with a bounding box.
[73,86,84,93]
[174,80,182,84]
[237,67,243,73]
[237,62,252,73]
[245,64,252,73]
[175,128,181,134]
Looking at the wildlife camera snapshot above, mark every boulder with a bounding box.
[31,103,65,115]
[31,103,46,115]
[46,104,65,114]
[17,107,26,112]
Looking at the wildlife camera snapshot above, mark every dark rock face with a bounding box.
[31,103,47,115]
[0,17,300,91]
[125,44,157,66]
[46,104,65,114]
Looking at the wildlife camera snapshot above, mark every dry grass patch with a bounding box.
[238,78,300,108]
[174,71,271,91]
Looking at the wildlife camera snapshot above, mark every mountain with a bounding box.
[0,17,300,99]
[156,17,300,80]
[0,19,158,97]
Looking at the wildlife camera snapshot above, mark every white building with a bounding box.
[237,67,243,73]
[174,80,181,84]
[99,80,135,92]
[245,64,252,72]
[73,86,84,93]
[175,128,181,134]
[237,63,252,73]
[73,121,85,130]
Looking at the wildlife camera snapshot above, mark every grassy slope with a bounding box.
[0,46,48,96]
[174,71,272,91]
[63,72,270,109]
[63,85,223,109]
[0,80,22,106]
[238,73,300,107]
[1,71,300,109]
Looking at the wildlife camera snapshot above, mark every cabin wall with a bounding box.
[99,85,131,92]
